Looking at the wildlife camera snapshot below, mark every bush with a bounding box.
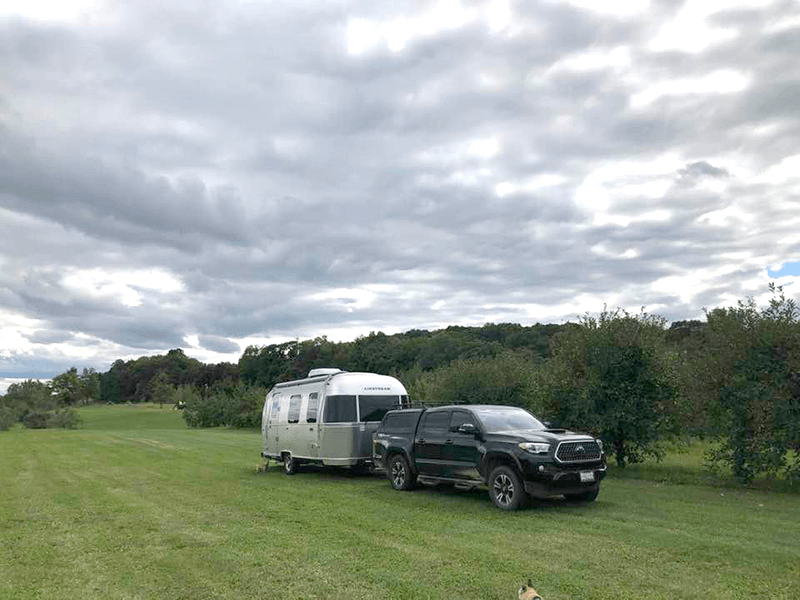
[177,387,217,427]
[408,352,545,412]
[223,384,266,428]
[47,408,82,429]
[180,384,266,428]
[0,405,15,431]
[23,412,49,429]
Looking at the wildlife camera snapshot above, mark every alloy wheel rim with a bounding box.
[391,461,406,487]
[494,473,514,506]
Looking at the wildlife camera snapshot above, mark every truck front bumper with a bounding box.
[520,462,607,498]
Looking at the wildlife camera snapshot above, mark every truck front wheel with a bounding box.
[488,465,526,510]
[388,454,416,491]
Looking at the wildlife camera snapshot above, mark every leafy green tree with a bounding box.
[3,380,55,419]
[697,285,800,483]
[50,367,81,405]
[0,405,15,431]
[78,368,101,404]
[409,352,546,412]
[543,309,678,467]
[151,372,173,408]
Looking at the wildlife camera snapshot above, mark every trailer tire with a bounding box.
[283,453,299,475]
[388,454,416,491]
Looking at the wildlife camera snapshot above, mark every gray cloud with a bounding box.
[1,0,799,377]
[197,335,240,354]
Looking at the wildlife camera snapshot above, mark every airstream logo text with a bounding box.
[363,386,391,391]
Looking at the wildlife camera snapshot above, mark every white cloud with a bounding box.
[61,268,185,308]
[630,70,750,108]
[550,0,650,18]
[547,46,631,74]
[346,0,479,55]
[0,0,104,23]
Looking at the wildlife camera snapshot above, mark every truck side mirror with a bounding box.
[456,423,477,436]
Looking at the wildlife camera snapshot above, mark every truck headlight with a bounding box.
[519,442,550,455]
[596,439,604,453]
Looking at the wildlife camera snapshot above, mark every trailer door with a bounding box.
[305,392,320,457]
[266,393,282,451]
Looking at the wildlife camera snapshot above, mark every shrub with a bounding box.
[223,384,265,428]
[0,405,15,431]
[23,412,49,429]
[408,352,545,412]
[47,408,82,429]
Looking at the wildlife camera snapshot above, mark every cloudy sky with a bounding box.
[1,0,799,392]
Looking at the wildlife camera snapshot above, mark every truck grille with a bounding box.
[556,441,601,463]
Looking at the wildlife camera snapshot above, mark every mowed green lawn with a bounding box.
[1,405,799,600]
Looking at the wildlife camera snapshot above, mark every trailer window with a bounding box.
[359,395,402,422]
[323,395,356,423]
[288,395,302,424]
[270,393,282,418]
[306,392,319,423]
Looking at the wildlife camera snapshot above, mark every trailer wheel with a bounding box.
[388,454,415,491]
[283,453,299,475]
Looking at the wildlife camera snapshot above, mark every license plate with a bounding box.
[580,471,595,483]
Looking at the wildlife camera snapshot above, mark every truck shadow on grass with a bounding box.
[406,482,607,511]
[254,463,607,512]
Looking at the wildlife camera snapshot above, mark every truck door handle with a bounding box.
[417,439,425,444]
[445,439,453,444]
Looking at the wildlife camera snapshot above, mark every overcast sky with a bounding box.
[1,0,799,392]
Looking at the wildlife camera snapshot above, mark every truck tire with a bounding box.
[388,454,416,491]
[565,490,598,502]
[488,465,526,510]
[283,454,299,475]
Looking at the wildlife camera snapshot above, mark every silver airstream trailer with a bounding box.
[261,369,409,474]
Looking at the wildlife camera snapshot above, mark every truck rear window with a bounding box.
[382,411,420,432]
[359,395,403,422]
[323,395,357,423]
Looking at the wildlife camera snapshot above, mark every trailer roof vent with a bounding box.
[308,368,343,378]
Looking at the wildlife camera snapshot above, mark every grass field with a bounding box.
[1,405,799,600]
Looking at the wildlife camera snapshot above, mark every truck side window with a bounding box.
[288,394,302,424]
[306,393,319,423]
[420,411,449,433]
[323,395,357,423]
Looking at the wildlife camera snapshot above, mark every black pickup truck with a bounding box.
[372,405,606,510]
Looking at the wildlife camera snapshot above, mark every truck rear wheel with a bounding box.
[388,454,416,491]
[488,465,526,510]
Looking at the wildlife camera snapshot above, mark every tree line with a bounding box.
[2,286,798,484]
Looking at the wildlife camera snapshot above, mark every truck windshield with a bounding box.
[471,407,545,432]
[359,395,404,422]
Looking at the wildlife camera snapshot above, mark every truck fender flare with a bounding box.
[387,448,417,475]
[481,451,523,479]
